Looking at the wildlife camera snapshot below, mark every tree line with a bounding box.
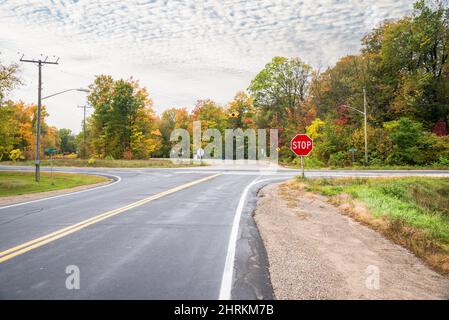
[0,0,448,166]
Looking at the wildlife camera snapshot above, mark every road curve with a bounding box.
[0,165,447,299]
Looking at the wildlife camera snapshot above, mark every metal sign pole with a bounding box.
[51,153,54,185]
[301,156,305,179]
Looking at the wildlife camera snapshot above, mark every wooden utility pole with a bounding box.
[78,104,92,158]
[363,88,368,166]
[20,55,59,182]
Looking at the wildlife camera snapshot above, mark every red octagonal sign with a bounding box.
[291,134,313,157]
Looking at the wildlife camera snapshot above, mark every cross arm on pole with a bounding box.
[345,105,365,116]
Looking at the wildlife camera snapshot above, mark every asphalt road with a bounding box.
[0,165,448,299]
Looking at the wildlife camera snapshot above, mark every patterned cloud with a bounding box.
[0,0,413,132]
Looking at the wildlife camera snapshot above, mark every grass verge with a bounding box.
[0,171,109,197]
[282,162,449,170]
[294,177,449,274]
[1,158,205,168]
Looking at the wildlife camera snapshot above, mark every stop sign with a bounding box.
[291,134,313,156]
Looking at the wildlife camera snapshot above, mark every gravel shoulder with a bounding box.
[254,182,449,300]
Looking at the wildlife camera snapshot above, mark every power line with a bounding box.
[19,54,59,182]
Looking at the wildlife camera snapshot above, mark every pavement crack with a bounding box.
[0,208,44,226]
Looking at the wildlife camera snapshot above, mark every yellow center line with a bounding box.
[0,173,221,264]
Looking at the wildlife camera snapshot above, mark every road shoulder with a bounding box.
[254,182,449,299]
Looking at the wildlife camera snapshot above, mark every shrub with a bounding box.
[436,157,449,167]
[87,158,96,166]
[329,151,349,167]
[9,149,22,162]
[385,118,423,165]
[303,156,325,168]
[369,158,384,166]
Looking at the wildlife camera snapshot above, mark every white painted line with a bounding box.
[218,176,287,300]
[0,173,122,210]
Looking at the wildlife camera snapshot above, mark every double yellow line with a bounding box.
[0,174,221,264]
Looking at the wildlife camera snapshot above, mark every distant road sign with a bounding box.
[44,148,57,154]
[196,148,205,159]
[290,134,313,157]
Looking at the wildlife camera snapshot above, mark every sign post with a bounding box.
[45,148,57,185]
[349,147,358,166]
[290,134,313,179]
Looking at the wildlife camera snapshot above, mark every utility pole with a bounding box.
[363,88,368,166]
[344,88,368,166]
[77,104,92,158]
[20,55,59,182]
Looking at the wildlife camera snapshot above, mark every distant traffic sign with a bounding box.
[44,148,57,155]
[196,147,205,159]
[290,134,313,157]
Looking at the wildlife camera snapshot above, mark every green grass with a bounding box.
[301,176,449,273]
[283,162,449,170]
[1,158,205,168]
[0,171,109,197]
[304,177,449,245]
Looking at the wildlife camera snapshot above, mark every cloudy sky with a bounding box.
[1,0,413,133]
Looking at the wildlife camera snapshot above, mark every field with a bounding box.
[0,171,109,197]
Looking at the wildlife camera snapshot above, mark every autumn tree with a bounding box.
[0,57,21,105]
[158,107,190,157]
[191,99,227,133]
[227,91,256,129]
[87,75,160,159]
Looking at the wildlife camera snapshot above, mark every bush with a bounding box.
[329,151,349,167]
[9,149,22,162]
[303,156,325,168]
[369,158,384,166]
[385,118,423,165]
[87,158,96,166]
[418,133,449,165]
[436,157,449,167]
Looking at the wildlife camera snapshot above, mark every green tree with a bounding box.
[58,128,77,154]
[386,118,424,164]
[248,56,313,129]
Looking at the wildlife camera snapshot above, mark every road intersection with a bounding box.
[0,165,448,299]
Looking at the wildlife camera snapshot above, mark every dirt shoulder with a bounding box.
[254,182,449,300]
[0,179,112,207]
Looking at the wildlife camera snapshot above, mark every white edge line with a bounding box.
[218,176,286,300]
[218,172,449,300]
[0,172,122,210]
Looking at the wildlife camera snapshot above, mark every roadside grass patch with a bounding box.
[0,171,108,197]
[293,176,449,274]
[1,158,205,168]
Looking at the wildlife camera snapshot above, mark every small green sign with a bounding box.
[44,148,57,155]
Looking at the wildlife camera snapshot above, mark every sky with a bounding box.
[0,0,414,133]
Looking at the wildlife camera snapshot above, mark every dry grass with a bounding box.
[281,178,449,274]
